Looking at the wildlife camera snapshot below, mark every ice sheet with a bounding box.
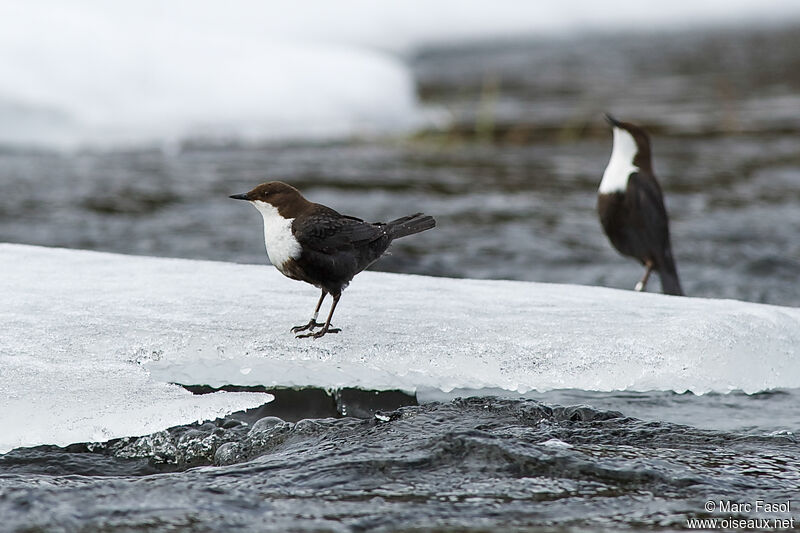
[0,245,277,453]
[2,243,799,453]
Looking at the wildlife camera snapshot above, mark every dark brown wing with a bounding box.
[627,172,670,256]
[291,206,386,255]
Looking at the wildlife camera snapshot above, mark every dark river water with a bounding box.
[2,392,799,532]
[1,24,800,532]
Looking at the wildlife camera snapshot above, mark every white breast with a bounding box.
[599,127,639,194]
[252,200,301,274]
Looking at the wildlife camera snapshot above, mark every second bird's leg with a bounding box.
[634,261,654,292]
[297,293,342,339]
[291,291,328,333]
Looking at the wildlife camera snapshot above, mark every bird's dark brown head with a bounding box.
[229,181,311,218]
[603,113,653,173]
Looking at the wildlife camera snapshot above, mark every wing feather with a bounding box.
[627,172,670,255]
[292,207,386,254]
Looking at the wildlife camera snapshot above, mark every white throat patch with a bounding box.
[599,127,639,194]
[252,200,302,273]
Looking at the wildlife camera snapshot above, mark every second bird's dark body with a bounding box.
[598,114,683,296]
[231,181,435,338]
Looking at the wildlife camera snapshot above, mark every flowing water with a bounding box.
[1,392,799,531]
[1,24,800,532]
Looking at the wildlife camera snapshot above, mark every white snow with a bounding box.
[2,243,800,452]
[2,1,800,148]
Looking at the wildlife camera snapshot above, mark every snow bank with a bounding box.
[0,2,420,149]
[2,1,799,148]
[1,244,799,452]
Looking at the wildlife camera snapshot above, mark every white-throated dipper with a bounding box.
[230,182,436,338]
[598,114,683,295]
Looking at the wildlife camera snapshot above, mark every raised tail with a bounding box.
[657,248,684,296]
[386,213,436,240]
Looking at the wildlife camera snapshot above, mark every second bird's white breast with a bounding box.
[599,127,639,194]
[253,201,302,273]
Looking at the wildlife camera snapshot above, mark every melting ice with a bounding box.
[2,243,799,452]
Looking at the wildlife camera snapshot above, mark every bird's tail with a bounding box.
[386,213,436,239]
[657,248,684,296]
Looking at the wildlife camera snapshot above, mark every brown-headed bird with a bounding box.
[231,182,436,338]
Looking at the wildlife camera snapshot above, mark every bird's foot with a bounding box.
[291,320,326,333]
[296,326,341,339]
[634,281,645,292]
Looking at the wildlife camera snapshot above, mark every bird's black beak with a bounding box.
[603,113,622,128]
[229,193,250,201]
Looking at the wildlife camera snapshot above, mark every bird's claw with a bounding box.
[291,320,326,333]
[296,327,341,339]
[634,281,644,292]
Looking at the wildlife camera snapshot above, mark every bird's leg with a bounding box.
[635,261,654,292]
[291,291,327,333]
[297,293,341,339]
